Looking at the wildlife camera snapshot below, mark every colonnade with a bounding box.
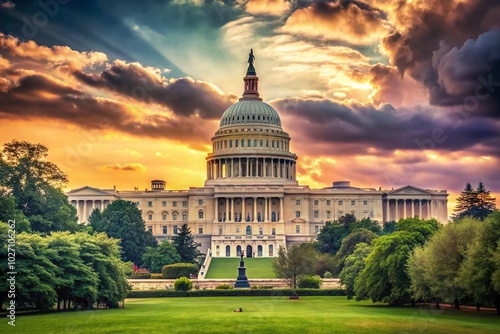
[71,199,111,223]
[207,157,296,180]
[385,198,434,221]
[214,196,284,223]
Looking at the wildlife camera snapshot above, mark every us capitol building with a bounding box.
[67,51,448,257]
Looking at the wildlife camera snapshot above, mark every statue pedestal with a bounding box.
[234,260,250,288]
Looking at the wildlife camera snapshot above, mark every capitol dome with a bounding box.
[219,100,282,128]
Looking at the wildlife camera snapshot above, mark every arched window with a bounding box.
[162,212,167,220]
[246,225,252,235]
[269,245,274,257]
[295,211,301,218]
[326,210,331,219]
[182,212,188,221]
[216,245,220,257]
[172,212,178,221]
[226,245,230,257]
[198,210,204,219]
[236,245,242,256]
[271,211,276,222]
[257,245,263,257]
[148,212,153,221]
[314,211,319,218]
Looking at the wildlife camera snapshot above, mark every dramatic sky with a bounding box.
[1,0,499,216]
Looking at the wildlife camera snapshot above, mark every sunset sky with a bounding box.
[0,0,499,216]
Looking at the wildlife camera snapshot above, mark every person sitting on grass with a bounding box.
[233,308,243,312]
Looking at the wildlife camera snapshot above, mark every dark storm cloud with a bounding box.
[72,60,238,119]
[274,97,500,156]
[0,72,217,146]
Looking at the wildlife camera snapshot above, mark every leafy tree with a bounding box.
[273,243,318,288]
[89,200,157,265]
[382,220,397,234]
[172,224,201,263]
[408,217,479,310]
[0,194,31,232]
[396,217,441,242]
[316,221,346,255]
[0,140,78,233]
[336,228,378,267]
[339,242,371,300]
[453,182,496,220]
[355,231,423,305]
[408,246,435,306]
[142,240,181,273]
[458,211,500,313]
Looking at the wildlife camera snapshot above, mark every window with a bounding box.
[236,227,240,233]
[339,200,343,205]
[315,225,319,233]
[241,139,245,147]
[254,139,257,147]
[326,210,331,219]
[272,140,275,148]
[326,200,331,206]
[219,227,223,235]
[295,211,301,218]
[314,211,319,218]
[162,201,167,207]
[259,227,263,235]
[173,225,178,234]
[198,199,203,205]
[148,201,153,207]
[172,201,177,207]
[162,213,167,220]
[173,212,178,220]
[224,140,227,148]
[351,200,355,206]
[363,200,368,205]
[272,228,276,235]
[147,226,153,233]
[266,140,269,147]
[229,140,233,148]
[260,139,263,147]
[235,140,238,148]
[247,139,251,147]
[162,226,167,234]
[182,212,187,221]
[198,227,203,234]
[296,199,301,205]
[182,201,187,207]
[148,213,153,221]
[269,245,274,257]
[314,200,319,206]
[296,225,300,233]
[198,210,204,219]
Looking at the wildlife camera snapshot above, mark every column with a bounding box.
[263,158,267,177]
[429,200,433,218]
[83,200,88,223]
[264,197,268,222]
[76,200,81,223]
[214,198,218,222]
[279,197,284,222]
[225,197,229,222]
[395,200,399,221]
[246,158,249,177]
[238,158,242,177]
[242,197,246,222]
[411,200,414,218]
[253,197,257,223]
[386,199,390,222]
[230,197,235,222]
[271,159,274,177]
[403,199,407,218]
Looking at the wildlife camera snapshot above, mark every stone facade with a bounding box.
[67,58,448,257]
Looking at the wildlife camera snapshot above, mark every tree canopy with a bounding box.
[453,182,496,220]
[142,240,181,273]
[89,200,157,265]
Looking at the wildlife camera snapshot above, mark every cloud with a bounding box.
[114,148,141,157]
[0,1,14,9]
[72,59,238,119]
[98,163,147,172]
[245,0,291,16]
[281,1,391,45]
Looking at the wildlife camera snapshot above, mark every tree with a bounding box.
[396,217,441,242]
[273,243,318,288]
[458,211,500,313]
[336,228,378,267]
[0,194,31,232]
[172,224,201,263]
[453,182,496,220]
[0,140,78,233]
[339,242,371,300]
[89,200,157,265]
[316,221,346,255]
[408,217,479,310]
[142,240,181,273]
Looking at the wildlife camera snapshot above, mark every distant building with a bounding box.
[67,55,448,257]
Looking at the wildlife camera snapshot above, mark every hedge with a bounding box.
[162,263,198,279]
[127,289,346,298]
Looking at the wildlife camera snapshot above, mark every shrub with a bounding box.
[130,273,151,279]
[323,271,333,278]
[174,277,193,291]
[251,285,274,290]
[215,284,234,290]
[162,263,198,279]
[150,274,163,279]
[127,289,346,298]
[298,275,322,289]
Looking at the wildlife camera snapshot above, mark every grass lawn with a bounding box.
[5,297,500,334]
[205,257,276,279]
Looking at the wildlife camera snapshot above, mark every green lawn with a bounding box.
[205,257,276,279]
[4,297,500,334]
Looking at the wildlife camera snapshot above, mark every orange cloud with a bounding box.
[281,1,390,45]
[98,163,147,172]
[246,0,291,16]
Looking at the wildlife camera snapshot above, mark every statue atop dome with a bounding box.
[247,49,255,66]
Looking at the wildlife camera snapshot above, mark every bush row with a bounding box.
[162,263,198,279]
[127,289,345,298]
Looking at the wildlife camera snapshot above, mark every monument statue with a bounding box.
[247,49,255,66]
[240,250,245,261]
[234,250,250,288]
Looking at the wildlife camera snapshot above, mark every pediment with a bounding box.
[389,185,430,195]
[66,186,115,197]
